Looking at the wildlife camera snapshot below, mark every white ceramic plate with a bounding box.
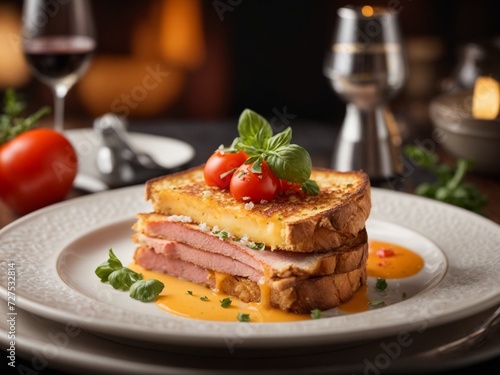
[0,187,500,349]
[0,304,500,375]
[2,302,499,374]
[64,129,195,192]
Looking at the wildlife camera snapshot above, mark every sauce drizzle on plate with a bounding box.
[129,241,424,321]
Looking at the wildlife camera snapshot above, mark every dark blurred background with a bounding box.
[1,0,500,132]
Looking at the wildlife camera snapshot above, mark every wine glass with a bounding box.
[22,0,96,132]
[324,6,407,181]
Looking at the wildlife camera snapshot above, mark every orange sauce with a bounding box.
[128,241,424,320]
[367,241,424,279]
[338,285,370,313]
[129,263,309,322]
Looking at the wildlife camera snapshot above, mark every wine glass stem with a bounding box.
[53,84,69,132]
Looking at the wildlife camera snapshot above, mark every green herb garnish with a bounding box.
[212,228,231,240]
[404,145,487,214]
[375,278,388,292]
[310,309,322,319]
[95,249,164,302]
[130,279,165,302]
[187,290,194,296]
[0,89,50,145]
[237,312,250,322]
[248,242,265,251]
[108,267,142,291]
[200,296,209,301]
[220,297,232,308]
[232,109,318,194]
[368,300,385,308]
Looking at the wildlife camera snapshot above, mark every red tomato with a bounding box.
[279,179,302,192]
[229,161,280,202]
[376,248,395,258]
[204,150,248,189]
[0,128,78,214]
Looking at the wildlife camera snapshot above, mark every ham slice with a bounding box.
[133,220,367,278]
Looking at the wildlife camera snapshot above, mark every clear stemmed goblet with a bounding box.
[324,6,407,181]
[22,0,96,132]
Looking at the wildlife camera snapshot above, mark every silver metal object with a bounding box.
[419,305,500,357]
[324,6,407,180]
[94,113,171,188]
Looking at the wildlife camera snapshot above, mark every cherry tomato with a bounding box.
[229,161,280,202]
[204,149,248,189]
[279,179,302,192]
[0,128,78,214]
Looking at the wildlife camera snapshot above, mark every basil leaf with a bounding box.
[238,109,272,149]
[244,154,260,165]
[301,180,319,195]
[266,127,292,150]
[95,249,124,282]
[265,144,312,183]
[95,263,115,282]
[108,268,142,291]
[107,249,123,270]
[130,279,165,302]
[250,156,263,173]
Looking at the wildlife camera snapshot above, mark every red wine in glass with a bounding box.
[24,35,95,87]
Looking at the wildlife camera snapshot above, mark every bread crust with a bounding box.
[219,267,367,313]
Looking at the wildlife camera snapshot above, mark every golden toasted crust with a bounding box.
[145,165,371,252]
[219,267,367,313]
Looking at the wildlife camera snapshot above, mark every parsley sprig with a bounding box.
[404,145,487,214]
[375,278,387,292]
[220,297,232,308]
[237,312,250,322]
[0,89,50,145]
[230,109,319,195]
[310,309,322,319]
[95,249,164,302]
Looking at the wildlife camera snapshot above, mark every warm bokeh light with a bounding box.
[0,5,30,88]
[361,5,374,17]
[159,0,205,70]
[77,0,205,117]
[77,57,185,117]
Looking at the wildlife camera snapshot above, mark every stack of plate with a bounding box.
[1,184,500,374]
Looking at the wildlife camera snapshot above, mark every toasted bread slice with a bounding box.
[220,267,367,313]
[145,166,371,252]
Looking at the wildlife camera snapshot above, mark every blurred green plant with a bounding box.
[404,145,487,215]
[0,89,50,145]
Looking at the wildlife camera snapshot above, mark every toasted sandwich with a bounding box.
[133,166,370,313]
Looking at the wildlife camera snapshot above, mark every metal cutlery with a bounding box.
[418,305,500,357]
[93,113,173,188]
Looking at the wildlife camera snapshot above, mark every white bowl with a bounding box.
[429,91,500,175]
